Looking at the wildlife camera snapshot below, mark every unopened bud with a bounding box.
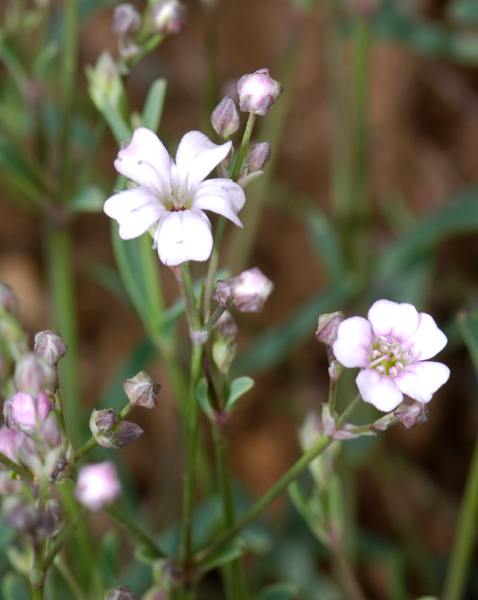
[394,398,428,429]
[237,68,283,117]
[0,283,18,314]
[150,0,186,35]
[112,4,142,37]
[34,330,68,367]
[211,96,240,139]
[0,425,25,464]
[89,409,143,448]
[75,461,121,511]
[123,371,160,409]
[213,268,274,313]
[14,352,55,396]
[86,52,126,113]
[246,142,271,172]
[105,586,141,600]
[328,360,343,382]
[4,391,53,435]
[315,312,344,346]
[90,408,119,434]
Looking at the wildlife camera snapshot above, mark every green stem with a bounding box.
[74,437,96,462]
[41,508,87,573]
[0,451,33,480]
[329,535,366,600]
[45,221,82,446]
[213,420,249,600]
[203,217,227,322]
[337,394,361,427]
[180,262,202,331]
[106,504,166,558]
[230,113,256,182]
[30,586,43,600]
[181,344,204,571]
[54,557,88,600]
[443,428,478,600]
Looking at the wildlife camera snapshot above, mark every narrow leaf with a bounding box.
[226,377,254,412]
[142,79,167,132]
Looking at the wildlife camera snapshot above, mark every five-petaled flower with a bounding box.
[333,299,450,412]
[104,127,245,266]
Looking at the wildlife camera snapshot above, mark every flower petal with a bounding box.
[356,369,403,411]
[155,209,213,266]
[368,300,419,341]
[406,312,448,361]
[394,361,450,403]
[333,316,373,368]
[104,188,165,239]
[114,127,171,193]
[175,131,231,189]
[193,179,245,227]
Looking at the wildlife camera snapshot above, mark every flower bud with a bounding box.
[212,311,238,375]
[394,398,428,429]
[246,142,271,172]
[89,409,143,448]
[86,52,126,113]
[4,391,53,435]
[112,4,142,37]
[213,268,274,313]
[0,425,25,464]
[105,586,141,600]
[123,371,160,409]
[0,283,18,314]
[90,408,119,434]
[215,310,238,341]
[211,96,240,139]
[315,312,344,346]
[34,330,68,367]
[14,352,55,396]
[19,416,62,479]
[237,68,283,117]
[75,461,121,511]
[150,0,186,35]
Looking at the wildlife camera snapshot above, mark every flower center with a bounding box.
[368,335,412,377]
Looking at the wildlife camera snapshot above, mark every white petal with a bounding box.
[368,299,419,341]
[394,361,450,403]
[356,369,403,411]
[333,317,373,368]
[156,209,213,266]
[406,312,448,361]
[193,179,245,227]
[175,131,231,189]
[114,127,171,194]
[104,188,165,239]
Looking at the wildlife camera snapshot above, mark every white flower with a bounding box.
[104,127,245,266]
[333,299,450,412]
[75,461,121,511]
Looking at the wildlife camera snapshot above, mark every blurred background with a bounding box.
[2,0,478,598]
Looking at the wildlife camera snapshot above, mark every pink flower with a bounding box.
[75,461,121,511]
[104,127,245,266]
[0,426,25,464]
[333,299,450,412]
[3,391,53,435]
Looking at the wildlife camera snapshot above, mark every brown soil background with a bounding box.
[2,0,478,598]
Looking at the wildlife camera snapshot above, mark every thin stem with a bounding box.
[328,374,338,415]
[106,504,166,558]
[443,429,478,600]
[54,557,88,600]
[203,217,227,322]
[41,508,87,573]
[337,394,362,428]
[74,437,96,462]
[230,113,256,182]
[181,344,204,570]
[202,304,229,335]
[178,262,201,331]
[0,451,34,480]
[329,534,367,600]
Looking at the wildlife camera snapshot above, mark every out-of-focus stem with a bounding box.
[106,504,167,558]
[443,430,478,600]
[329,534,366,600]
[45,221,82,446]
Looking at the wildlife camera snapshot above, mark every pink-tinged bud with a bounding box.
[14,352,55,396]
[34,330,68,367]
[246,142,271,172]
[237,68,283,117]
[123,371,160,409]
[328,360,343,382]
[89,409,143,448]
[150,0,186,35]
[0,426,25,464]
[394,398,428,429]
[215,310,238,341]
[111,4,141,37]
[4,391,53,435]
[315,312,344,346]
[105,586,141,600]
[213,268,274,313]
[211,96,240,139]
[75,461,121,511]
[0,283,18,314]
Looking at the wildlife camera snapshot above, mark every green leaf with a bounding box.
[234,277,358,375]
[103,102,132,146]
[142,79,167,132]
[68,184,106,213]
[458,311,478,375]
[307,208,346,281]
[197,377,214,420]
[255,582,301,600]
[32,42,59,79]
[226,376,254,412]
[1,573,30,600]
[200,539,248,575]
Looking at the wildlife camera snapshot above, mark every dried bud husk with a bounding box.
[213,268,274,313]
[394,398,428,429]
[123,371,160,409]
[211,96,240,139]
[315,312,344,346]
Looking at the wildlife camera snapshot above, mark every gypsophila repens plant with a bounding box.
[5,1,478,599]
